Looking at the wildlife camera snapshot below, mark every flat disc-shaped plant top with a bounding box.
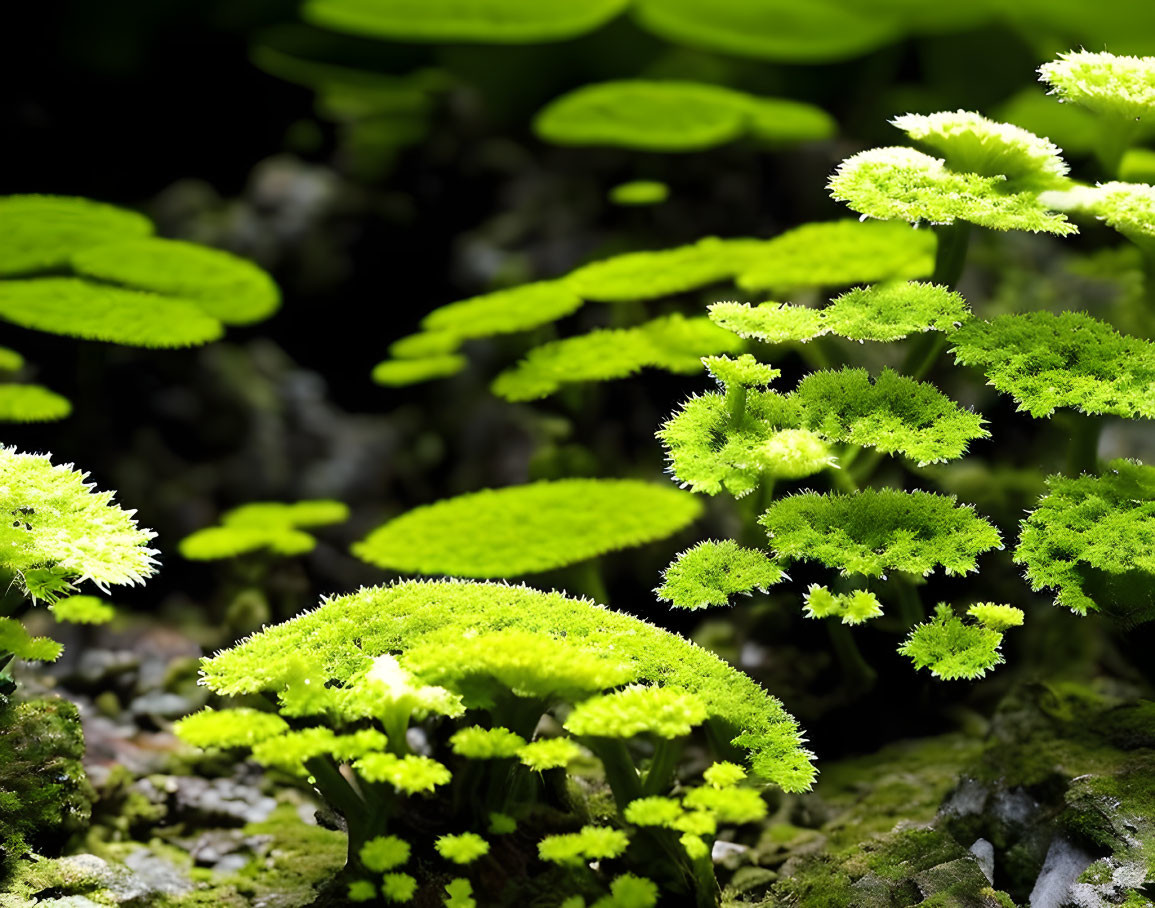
[828,147,1076,235]
[352,478,702,578]
[735,220,936,292]
[0,279,223,348]
[1089,182,1155,251]
[563,237,769,303]
[491,314,742,402]
[0,195,153,277]
[711,282,970,345]
[631,0,900,63]
[70,238,281,326]
[608,180,670,206]
[891,110,1069,189]
[659,369,984,496]
[197,579,817,789]
[950,311,1155,419]
[303,0,628,42]
[657,390,828,497]
[898,603,1009,680]
[1016,459,1155,624]
[1038,50,1155,124]
[0,385,71,422]
[371,354,467,387]
[534,80,833,151]
[180,499,349,561]
[759,489,1002,578]
[420,280,583,342]
[0,347,24,372]
[656,539,785,609]
[0,446,157,600]
[794,368,988,466]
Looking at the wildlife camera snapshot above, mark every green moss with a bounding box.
[0,698,94,881]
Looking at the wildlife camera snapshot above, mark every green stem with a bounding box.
[725,384,747,427]
[566,560,609,604]
[588,738,643,812]
[826,622,877,691]
[1094,121,1139,179]
[642,738,683,796]
[893,577,925,628]
[902,334,949,381]
[930,222,972,289]
[1065,413,1103,477]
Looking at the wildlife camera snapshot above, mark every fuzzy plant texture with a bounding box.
[178,579,814,906]
[0,446,155,698]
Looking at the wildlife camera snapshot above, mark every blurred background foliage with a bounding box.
[5,0,1155,760]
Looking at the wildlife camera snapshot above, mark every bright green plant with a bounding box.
[177,579,814,906]
[0,194,279,422]
[180,499,351,561]
[0,446,156,698]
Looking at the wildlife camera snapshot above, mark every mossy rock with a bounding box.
[0,697,94,882]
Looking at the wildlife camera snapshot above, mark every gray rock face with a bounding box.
[1029,837,1096,908]
[970,837,995,883]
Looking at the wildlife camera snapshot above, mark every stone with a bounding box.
[1029,837,1096,908]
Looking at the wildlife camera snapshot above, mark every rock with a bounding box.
[1029,837,1095,908]
[712,840,749,863]
[122,848,192,896]
[128,691,195,720]
[942,778,989,818]
[970,837,995,883]
[165,774,278,825]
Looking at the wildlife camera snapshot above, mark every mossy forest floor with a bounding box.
[2,608,1152,908]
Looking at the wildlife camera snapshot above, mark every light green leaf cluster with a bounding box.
[735,220,935,292]
[898,603,1010,680]
[0,347,24,372]
[346,880,376,902]
[657,390,823,497]
[0,446,158,600]
[702,761,747,788]
[681,785,767,824]
[180,498,349,561]
[352,478,701,578]
[1015,459,1155,621]
[1089,181,1155,250]
[631,0,900,64]
[388,330,461,359]
[820,282,970,342]
[609,181,670,206]
[966,603,1025,632]
[710,282,969,344]
[562,237,768,303]
[0,618,63,663]
[360,835,410,872]
[793,368,988,465]
[950,311,1155,418]
[372,354,467,387]
[891,110,1069,188]
[381,873,417,902]
[829,147,1075,234]
[0,278,224,348]
[593,874,659,908]
[709,302,825,344]
[198,580,816,789]
[659,368,983,496]
[0,385,72,423]
[534,80,833,152]
[406,629,636,704]
[444,878,475,908]
[565,685,709,739]
[353,752,453,794]
[71,238,280,326]
[418,281,582,348]
[538,825,630,864]
[517,737,582,771]
[449,726,526,759]
[251,727,389,776]
[339,654,465,723]
[1038,51,1155,124]
[656,539,785,609]
[0,195,153,276]
[49,595,115,625]
[303,0,628,43]
[492,314,743,401]
[760,490,1002,578]
[802,585,883,624]
[703,354,781,389]
[435,832,489,864]
[173,707,290,750]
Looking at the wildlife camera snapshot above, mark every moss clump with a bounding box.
[0,698,94,881]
